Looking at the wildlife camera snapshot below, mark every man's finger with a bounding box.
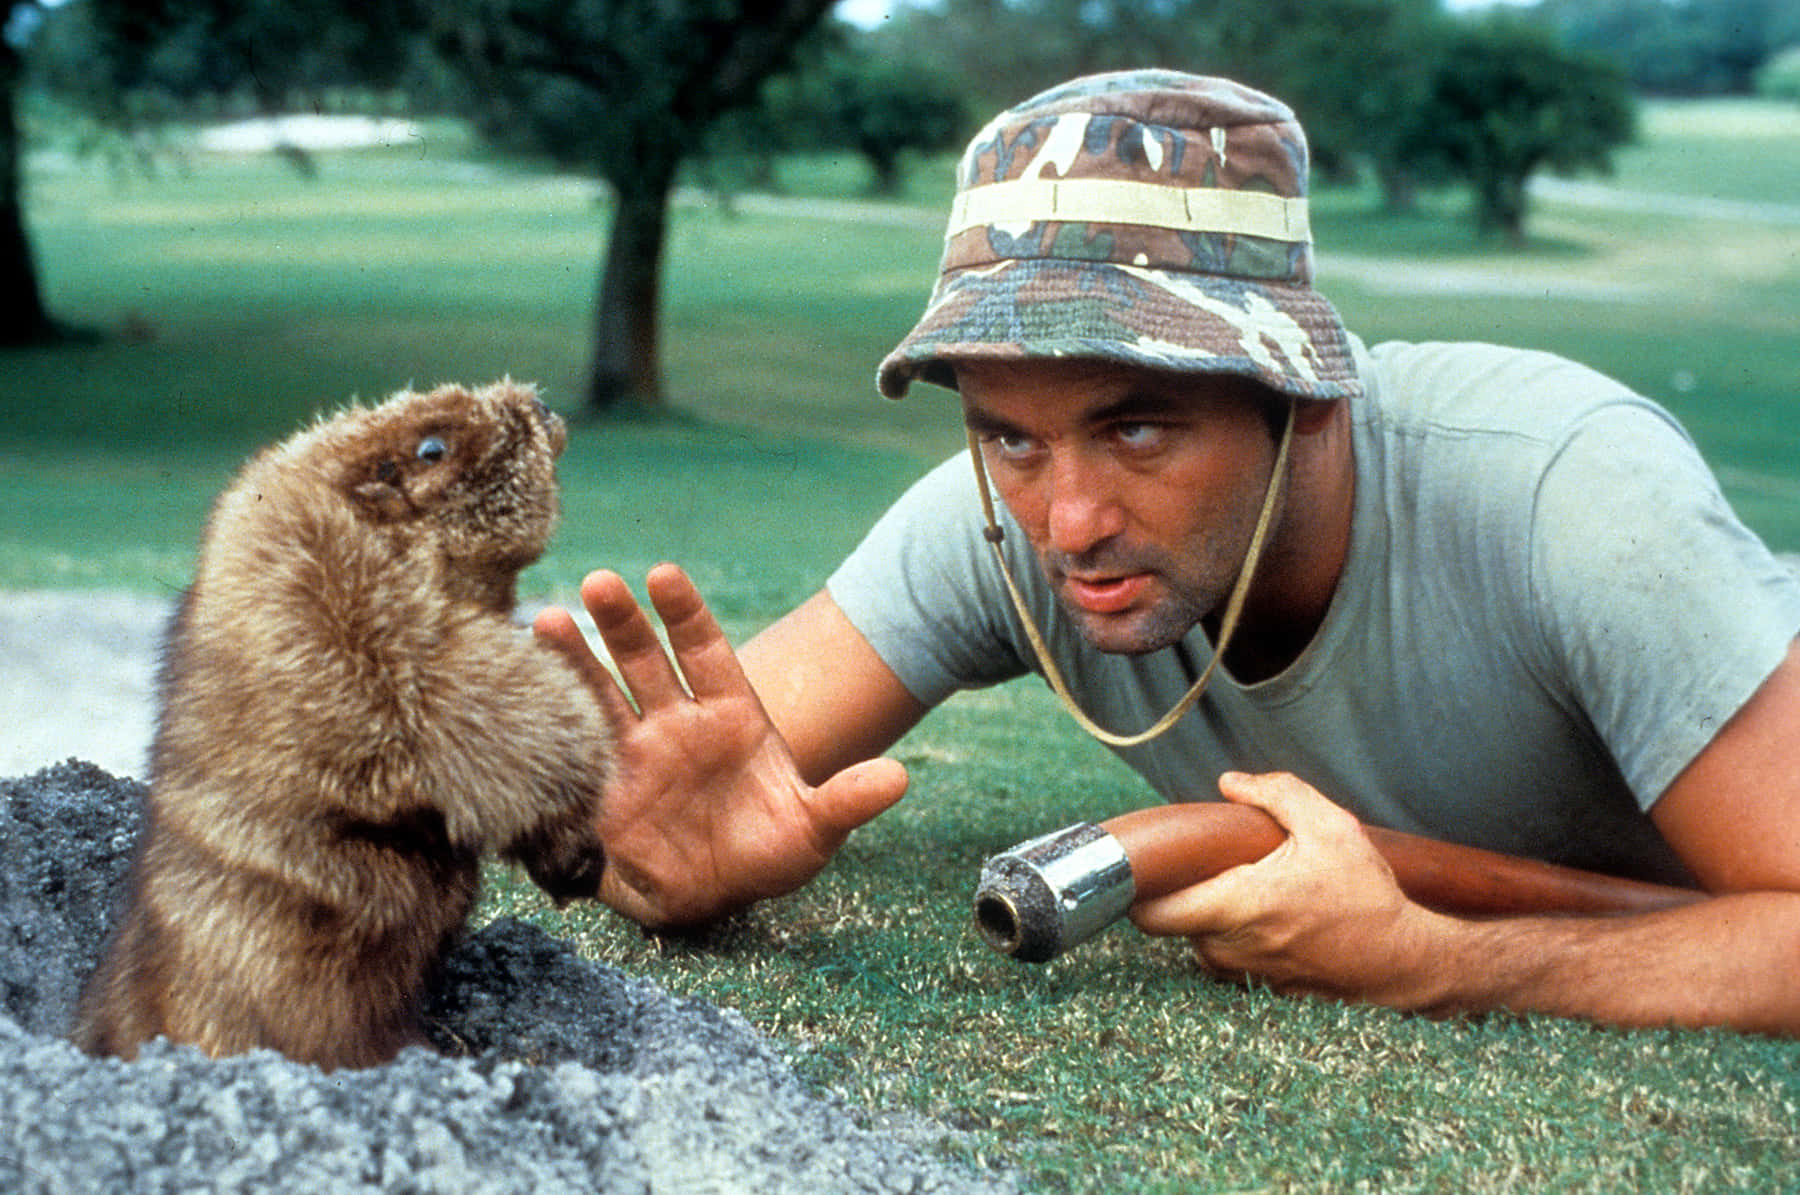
[1129,864,1261,938]
[799,757,909,852]
[1218,770,1362,843]
[643,562,757,703]
[579,569,691,710]
[532,605,640,727]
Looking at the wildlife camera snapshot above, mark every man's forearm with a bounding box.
[1397,892,1800,1036]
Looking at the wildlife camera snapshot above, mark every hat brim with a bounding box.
[877,258,1361,403]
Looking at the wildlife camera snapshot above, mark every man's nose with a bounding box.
[1044,449,1124,556]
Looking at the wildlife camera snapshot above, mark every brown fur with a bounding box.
[72,380,611,1070]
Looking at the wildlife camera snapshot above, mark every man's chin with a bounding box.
[1047,570,1211,655]
[1063,605,1190,657]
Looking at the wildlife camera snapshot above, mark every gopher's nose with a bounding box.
[532,396,567,457]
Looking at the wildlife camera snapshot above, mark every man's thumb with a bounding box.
[809,757,909,842]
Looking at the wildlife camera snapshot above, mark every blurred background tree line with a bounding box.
[3,0,1797,409]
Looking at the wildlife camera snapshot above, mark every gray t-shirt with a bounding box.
[827,339,1800,884]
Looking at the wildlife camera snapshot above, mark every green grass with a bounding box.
[5,100,1800,1191]
[1308,104,1800,549]
[15,149,953,463]
[487,682,1800,1191]
[1611,99,1800,204]
[0,423,923,613]
[5,147,952,596]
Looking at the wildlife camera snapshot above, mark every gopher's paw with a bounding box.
[512,823,607,905]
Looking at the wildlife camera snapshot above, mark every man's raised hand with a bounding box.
[533,564,907,928]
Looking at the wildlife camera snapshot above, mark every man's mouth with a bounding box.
[1062,572,1154,615]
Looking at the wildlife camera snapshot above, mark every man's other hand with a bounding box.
[1130,771,1444,1001]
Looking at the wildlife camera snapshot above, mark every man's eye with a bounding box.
[991,433,1039,461]
[1114,422,1165,450]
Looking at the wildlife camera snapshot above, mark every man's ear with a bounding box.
[1292,397,1341,437]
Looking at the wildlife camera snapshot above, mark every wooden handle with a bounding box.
[1103,803,1703,918]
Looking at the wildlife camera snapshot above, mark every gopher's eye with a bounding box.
[415,435,448,462]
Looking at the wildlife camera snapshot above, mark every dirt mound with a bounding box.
[0,761,1015,1195]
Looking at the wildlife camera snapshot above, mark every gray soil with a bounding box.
[0,761,1017,1193]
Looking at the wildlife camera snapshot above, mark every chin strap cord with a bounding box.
[965,398,1297,749]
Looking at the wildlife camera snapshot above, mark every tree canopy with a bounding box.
[426,0,839,410]
[2,3,56,344]
[1399,15,1636,242]
[17,0,838,406]
[749,34,968,197]
[1532,0,1800,96]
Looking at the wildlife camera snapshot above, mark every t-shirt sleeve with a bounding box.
[826,452,1032,706]
[1530,402,1800,810]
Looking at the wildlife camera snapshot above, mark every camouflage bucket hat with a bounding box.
[877,70,1361,402]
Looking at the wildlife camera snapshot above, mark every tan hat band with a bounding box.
[947,178,1311,245]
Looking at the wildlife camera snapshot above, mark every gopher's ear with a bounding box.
[348,459,411,522]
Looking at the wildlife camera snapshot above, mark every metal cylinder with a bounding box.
[972,822,1134,963]
[975,804,1705,966]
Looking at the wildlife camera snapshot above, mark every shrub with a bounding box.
[1755,46,1800,102]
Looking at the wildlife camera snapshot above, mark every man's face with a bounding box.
[958,359,1284,657]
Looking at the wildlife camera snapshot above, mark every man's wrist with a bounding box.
[1367,905,1491,1013]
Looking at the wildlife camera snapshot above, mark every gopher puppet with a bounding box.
[74,380,611,1070]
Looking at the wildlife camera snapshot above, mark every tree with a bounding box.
[1200,0,1450,208]
[42,0,833,409]
[832,58,966,197]
[1758,44,1800,101]
[1399,16,1635,243]
[59,0,424,163]
[3,1,64,345]
[1534,0,1800,96]
[878,0,1215,119]
[880,0,1453,210]
[66,0,421,107]
[754,33,968,197]
[10,0,425,345]
[428,1,838,413]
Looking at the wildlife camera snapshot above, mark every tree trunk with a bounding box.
[861,142,903,198]
[587,150,679,413]
[0,43,56,347]
[1375,160,1418,216]
[1480,171,1530,247]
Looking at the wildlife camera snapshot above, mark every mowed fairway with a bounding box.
[3,101,1798,1192]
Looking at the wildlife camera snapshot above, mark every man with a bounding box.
[536,71,1800,1034]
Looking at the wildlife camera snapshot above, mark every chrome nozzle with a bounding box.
[972,822,1135,963]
